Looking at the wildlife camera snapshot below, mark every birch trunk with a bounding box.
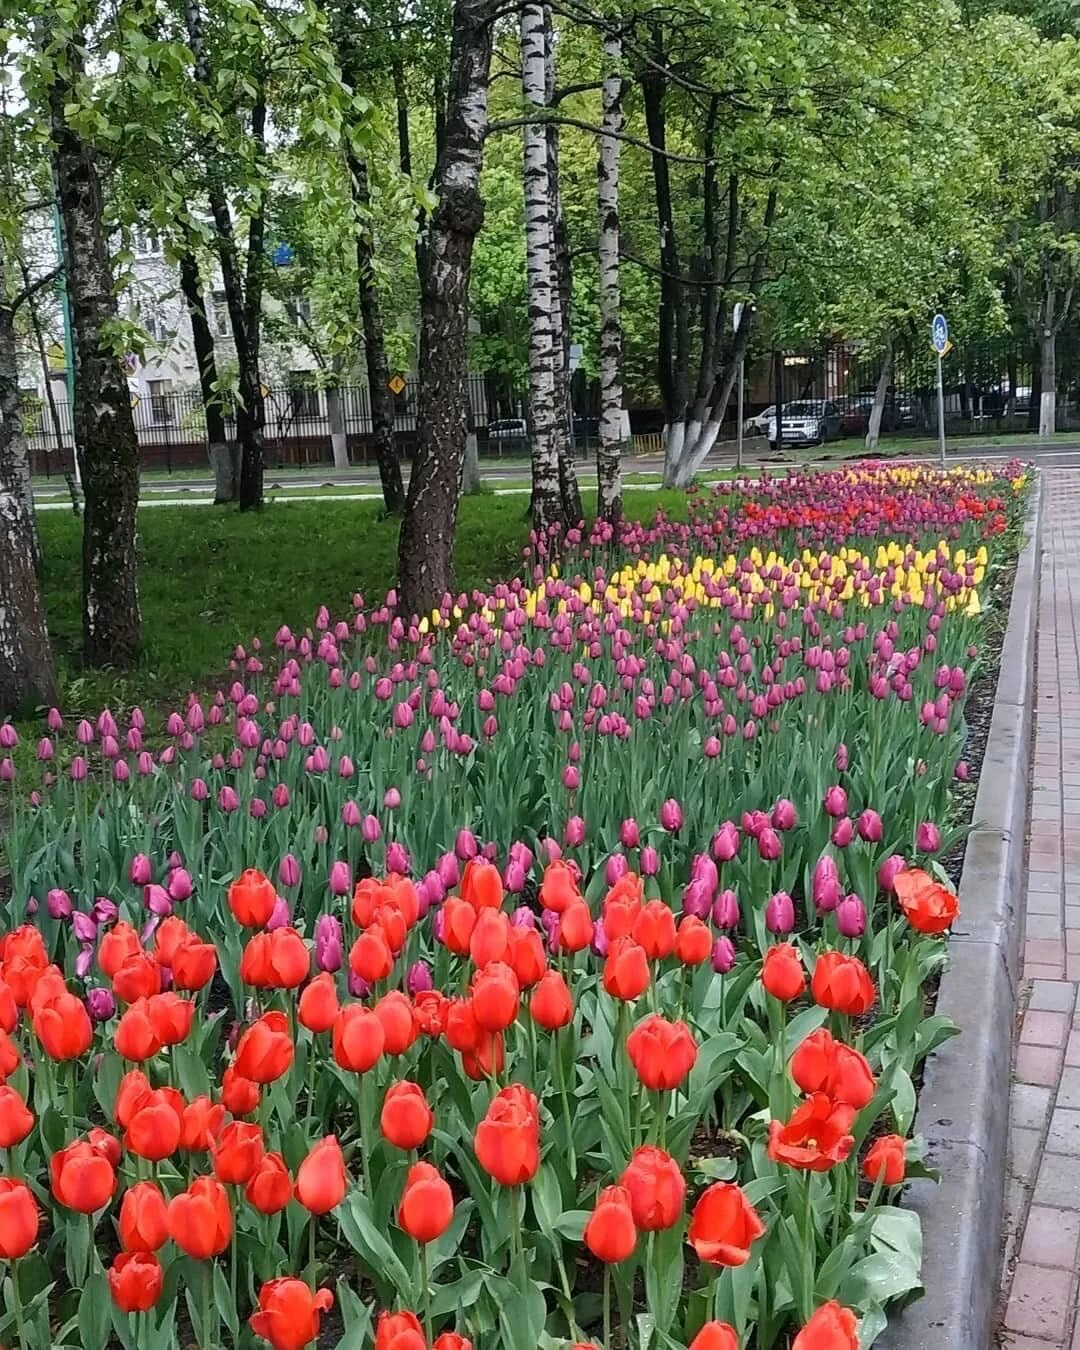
[178,249,234,501]
[396,0,494,618]
[596,28,624,522]
[0,295,56,713]
[520,1,562,538]
[351,155,406,515]
[184,0,264,510]
[1040,328,1056,437]
[865,336,894,452]
[48,46,141,668]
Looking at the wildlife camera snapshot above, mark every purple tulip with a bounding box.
[315,915,344,972]
[640,846,660,876]
[70,756,88,782]
[712,821,740,862]
[712,888,740,929]
[328,860,351,896]
[765,891,795,934]
[361,814,382,843]
[510,906,537,930]
[954,760,970,781]
[406,961,433,995]
[86,987,116,1023]
[856,809,883,843]
[711,937,736,974]
[219,786,239,812]
[0,724,17,750]
[605,852,628,885]
[591,923,611,958]
[813,855,842,913]
[542,838,563,864]
[436,853,460,890]
[91,897,118,926]
[504,860,527,893]
[757,827,782,861]
[166,869,193,902]
[144,885,173,918]
[823,786,848,818]
[46,889,72,920]
[266,896,291,931]
[836,894,867,938]
[386,842,411,874]
[341,800,362,828]
[75,944,94,979]
[347,972,372,999]
[564,816,586,847]
[279,854,301,889]
[72,911,97,943]
[129,853,152,886]
[455,828,479,861]
[660,798,684,832]
[772,798,798,832]
[831,816,854,848]
[877,854,906,893]
[916,821,941,853]
[682,879,712,919]
[620,819,640,849]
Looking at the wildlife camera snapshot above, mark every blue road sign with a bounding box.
[931,313,949,355]
[271,242,295,267]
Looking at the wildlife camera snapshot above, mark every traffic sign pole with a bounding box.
[736,360,744,471]
[936,351,946,469]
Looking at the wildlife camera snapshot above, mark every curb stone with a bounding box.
[880,475,1043,1350]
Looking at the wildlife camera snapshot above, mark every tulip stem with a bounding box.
[555,1031,576,1178]
[603,1264,612,1349]
[66,1058,76,1140]
[308,1214,318,1291]
[419,1238,432,1342]
[201,1260,215,1350]
[10,1258,28,1350]
[357,1075,373,1194]
[305,1037,317,1122]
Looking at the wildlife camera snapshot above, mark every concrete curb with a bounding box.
[881,476,1044,1350]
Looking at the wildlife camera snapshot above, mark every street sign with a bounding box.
[569,342,583,372]
[271,243,295,267]
[259,383,270,399]
[931,313,949,355]
[388,374,406,395]
[733,302,744,331]
[130,394,140,410]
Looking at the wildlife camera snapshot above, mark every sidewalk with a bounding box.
[1000,471,1080,1347]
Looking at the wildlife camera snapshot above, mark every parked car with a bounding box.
[839,393,899,437]
[487,417,529,441]
[744,405,775,436]
[767,400,843,449]
[573,415,600,444]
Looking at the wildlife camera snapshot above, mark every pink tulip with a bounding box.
[765,891,794,934]
[757,827,781,861]
[384,788,401,810]
[823,785,848,818]
[167,868,193,902]
[386,842,411,875]
[712,889,739,928]
[455,829,479,862]
[129,854,152,886]
[712,821,740,861]
[640,846,660,876]
[831,816,854,848]
[877,854,906,893]
[711,937,736,973]
[771,799,797,831]
[660,798,684,832]
[279,855,301,889]
[836,894,867,938]
[315,915,343,973]
[341,800,361,828]
[619,819,640,849]
[856,809,883,843]
[328,861,351,896]
[916,821,941,853]
[361,814,382,843]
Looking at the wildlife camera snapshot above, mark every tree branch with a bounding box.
[8,265,63,314]
[487,113,722,164]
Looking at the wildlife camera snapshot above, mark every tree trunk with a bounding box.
[178,249,234,501]
[544,4,581,526]
[325,387,350,470]
[0,298,56,714]
[48,49,141,668]
[596,27,624,523]
[0,279,41,572]
[351,156,406,515]
[239,90,267,508]
[183,0,264,511]
[25,286,80,515]
[1040,328,1056,436]
[396,0,495,618]
[865,336,894,452]
[520,0,563,538]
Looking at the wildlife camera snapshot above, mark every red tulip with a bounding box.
[294,1135,348,1214]
[123,1087,184,1161]
[471,962,520,1032]
[0,1085,33,1147]
[380,1081,434,1151]
[51,1140,117,1213]
[530,970,573,1030]
[688,1182,765,1265]
[234,1011,294,1084]
[397,1161,454,1242]
[119,1181,169,1251]
[108,1250,164,1312]
[0,1178,38,1258]
[146,991,195,1046]
[620,1146,685,1230]
[625,1014,698,1091]
[167,1176,232,1258]
[375,1310,426,1350]
[228,869,278,928]
[250,1278,334,1349]
[179,1095,226,1151]
[333,1004,385,1072]
[375,991,419,1055]
[246,1152,293,1214]
[475,1084,539,1186]
[213,1120,266,1184]
[584,1185,637,1263]
[298,972,339,1033]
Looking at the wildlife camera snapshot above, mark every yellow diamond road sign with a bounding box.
[259,383,270,399]
[388,374,406,395]
[130,394,140,410]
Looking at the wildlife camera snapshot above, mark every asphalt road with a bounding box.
[31,437,1080,504]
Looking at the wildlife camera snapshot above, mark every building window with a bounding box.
[138,301,168,344]
[133,227,160,256]
[148,379,174,425]
[287,374,319,420]
[211,291,230,337]
[285,294,312,328]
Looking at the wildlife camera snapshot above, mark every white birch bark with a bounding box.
[520,0,562,534]
[597,28,624,520]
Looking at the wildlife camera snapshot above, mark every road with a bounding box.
[30,438,1080,510]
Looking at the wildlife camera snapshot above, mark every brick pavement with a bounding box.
[1001,472,1080,1347]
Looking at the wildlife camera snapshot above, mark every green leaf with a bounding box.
[77,1272,110,1350]
[643,1224,684,1333]
[497,1278,548,1349]
[553,1209,590,1241]
[337,1190,413,1300]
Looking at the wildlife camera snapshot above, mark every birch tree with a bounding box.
[596,25,624,520]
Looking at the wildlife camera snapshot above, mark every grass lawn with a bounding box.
[37,488,693,716]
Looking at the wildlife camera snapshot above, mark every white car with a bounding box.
[744,405,775,436]
[767,400,843,449]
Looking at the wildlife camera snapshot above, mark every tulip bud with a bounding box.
[384,788,402,810]
[406,962,433,994]
[659,798,684,832]
[72,911,98,943]
[954,760,970,781]
[823,786,848,818]
[504,860,527,893]
[328,861,351,896]
[640,846,660,876]
[86,987,116,1022]
[712,821,740,861]
[386,842,411,875]
[144,885,172,918]
[564,816,586,847]
[757,828,782,861]
[916,821,941,853]
[278,855,301,889]
[711,937,736,973]
[771,799,797,832]
[856,809,883,843]
[812,856,841,913]
[129,854,152,886]
[831,816,854,848]
[877,854,906,892]
[341,800,362,828]
[619,819,640,849]
[266,897,291,931]
[712,889,739,929]
[47,888,72,920]
[562,765,581,791]
[167,868,193,902]
[605,853,628,885]
[315,915,343,973]
[361,815,382,844]
[835,743,849,771]
[436,853,460,890]
[836,894,867,938]
[681,879,711,919]
[765,892,794,934]
[455,829,479,861]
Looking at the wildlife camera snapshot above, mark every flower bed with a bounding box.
[0,463,1028,1349]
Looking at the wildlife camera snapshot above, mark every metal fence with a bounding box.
[24,373,537,477]
[745,337,1080,439]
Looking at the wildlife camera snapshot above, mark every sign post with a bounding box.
[733,303,744,470]
[931,313,949,469]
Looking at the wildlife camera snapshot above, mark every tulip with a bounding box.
[768,1094,856,1172]
[0,1178,38,1258]
[246,1152,293,1215]
[620,1145,685,1231]
[835,894,867,938]
[0,1085,33,1148]
[812,951,876,1016]
[119,1181,169,1252]
[228,869,277,928]
[689,1323,739,1350]
[856,808,883,842]
[757,827,781,861]
[688,1182,765,1265]
[124,1087,184,1161]
[398,1160,454,1242]
[294,1136,348,1214]
[374,991,419,1055]
[659,798,684,832]
[792,1301,859,1350]
[812,855,842,913]
[530,970,573,1030]
[823,785,848,818]
[475,1084,540,1186]
[564,815,586,847]
[250,1278,334,1350]
[603,937,651,1001]
[862,1134,907,1186]
[406,961,433,994]
[314,915,344,973]
[51,1140,117,1213]
[675,916,713,965]
[831,816,854,848]
[179,1096,226,1152]
[584,1185,637,1263]
[916,821,941,853]
[640,846,660,876]
[877,853,906,893]
[333,1004,385,1072]
[108,1250,164,1312]
[761,944,805,1001]
[711,937,736,973]
[375,1311,426,1350]
[625,1014,698,1090]
[129,854,152,886]
[213,1121,266,1184]
[167,1176,232,1258]
[772,798,797,831]
[765,891,795,935]
[381,1081,435,1150]
[620,818,640,848]
[299,972,340,1034]
[234,1011,295,1083]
